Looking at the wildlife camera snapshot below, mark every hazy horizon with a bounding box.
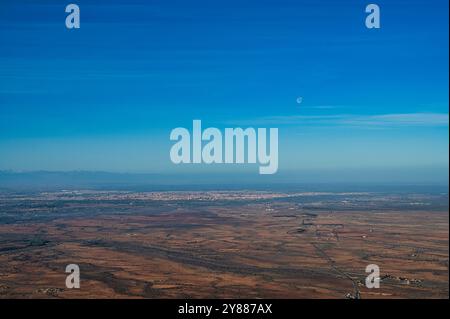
[1,169,448,192]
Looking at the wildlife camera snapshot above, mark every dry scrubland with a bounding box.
[0,190,448,298]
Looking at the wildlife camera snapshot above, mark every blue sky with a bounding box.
[0,0,448,183]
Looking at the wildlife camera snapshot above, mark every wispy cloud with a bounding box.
[300,105,340,110]
[226,113,449,127]
[342,113,449,127]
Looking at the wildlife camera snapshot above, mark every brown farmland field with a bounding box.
[0,190,448,298]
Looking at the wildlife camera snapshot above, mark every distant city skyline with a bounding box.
[0,0,448,184]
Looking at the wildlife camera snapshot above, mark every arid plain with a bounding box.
[0,190,448,298]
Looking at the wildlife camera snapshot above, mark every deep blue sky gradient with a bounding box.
[0,0,448,183]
